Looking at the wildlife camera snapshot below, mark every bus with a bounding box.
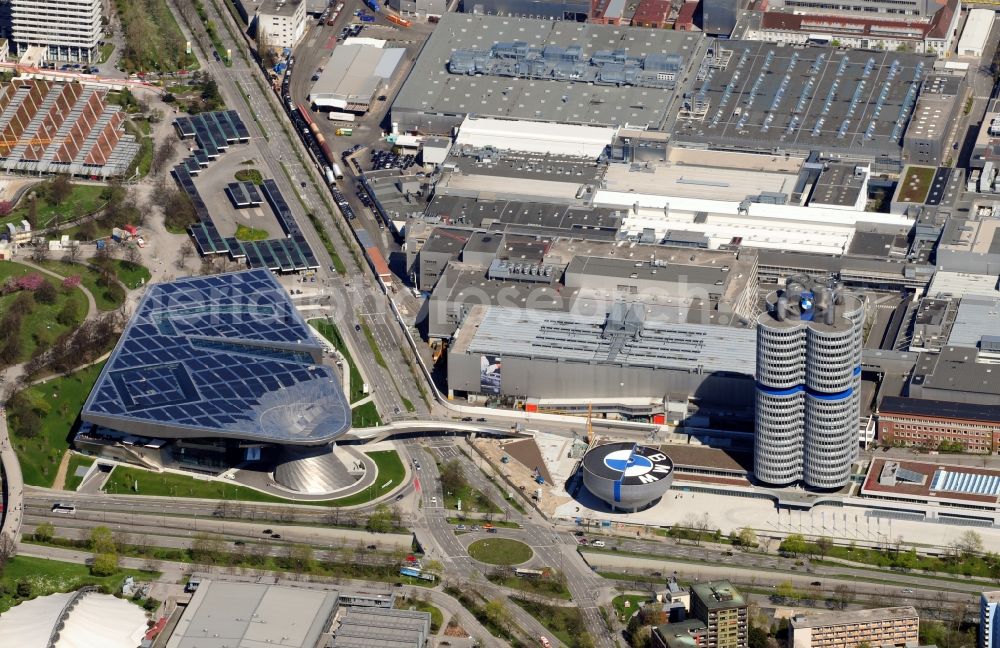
[335,127,354,136]
[51,502,76,514]
[327,111,356,123]
[515,568,544,578]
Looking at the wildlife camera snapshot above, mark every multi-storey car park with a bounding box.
[0,79,139,177]
[78,269,354,493]
[390,13,704,134]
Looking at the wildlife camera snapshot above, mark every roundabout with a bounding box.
[467,538,534,566]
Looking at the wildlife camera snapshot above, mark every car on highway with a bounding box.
[577,537,587,545]
[234,540,245,546]
[262,528,273,534]
[367,544,377,550]
[354,324,361,331]
[476,417,487,422]
[471,525,480,531]
[461,417,473,422]
[901,588,913,594]
[271,533,282,539]
[591,540,606,548]
[430,496,437,504]
[573,530,584,536]
[810,581,821,586]
[456,524,467,530]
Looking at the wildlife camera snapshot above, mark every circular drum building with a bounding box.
[582,442,673,512]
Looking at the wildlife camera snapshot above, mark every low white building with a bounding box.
[309,43,405,112]
[254,0,306,49]
[454,116,617,159]
[958,9,993,58]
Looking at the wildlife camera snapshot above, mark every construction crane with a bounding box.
[586,402,593,446]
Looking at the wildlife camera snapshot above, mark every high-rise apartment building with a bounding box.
[690,581,747,648]
[10,0,102,62]
[790,607,919,648]
[982,591,1000,648]
[754,276,864,489]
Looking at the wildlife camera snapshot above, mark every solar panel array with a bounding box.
[930,469,1000,497]
[81,269,351,443]
[170,112,319,272]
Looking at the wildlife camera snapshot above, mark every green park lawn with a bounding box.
[352,400,381,427]
[111,259,151,289]
[2,183,106,229]
[444,483,501,514]
[0,556,158,614]
[63,454,96,491]
[467,538,533,566]
[103,450,406,507]
[38,260,125,311]
[612,594,650,620]
[7,362,106,487]
[0,262,88,362]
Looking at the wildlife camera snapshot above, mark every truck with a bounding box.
[336,127,353,136]
[324,166,336,185]
[327,111,356,122]
[364,0,380,12]
[359,12,375,22]
[331,163,344,179]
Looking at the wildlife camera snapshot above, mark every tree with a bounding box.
[439,459,466,496]
[737,526,758,550]
[283,544,315,573]
[151,139,177,176]
[191,532,225,564]
[483,598,511,633]
[956,530,984,557]
[123,242,142,269]
[748,626,770,648]
[63,243,81,264]
[628,625,651,648]
[56,299,80,327]
[91,552,119,576]
[832,583,853,610]
[0,533,16,570]
[49,175,73,205]
[89,526,117,554]
[366,504,395,533]
[815,536,833,558]
[15,579,32,598]
[779,534,808,557]
[29,243,49,263]
[34,280,57,305]
[33,522,55,543]
[774,580,799,603]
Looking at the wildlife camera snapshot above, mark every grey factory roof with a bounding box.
[310,44,405,107]
[912,346,1000,398]
[392,13,703,129]
[430,262,575,309]
[165,580,340,648]
[673,41,934,158]
[810,162,867,208]
[789,606,917,629]
[949,295,1000,348]
[331,608,431,648]
[453,304,756,374]
[81,269,351,445]
[847,226,911,258]
[425,194,622,239]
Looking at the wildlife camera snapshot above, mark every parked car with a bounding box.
[591,540,606,548]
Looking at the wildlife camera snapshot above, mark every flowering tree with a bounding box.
[14,273,45,291]
[62,275,82,290]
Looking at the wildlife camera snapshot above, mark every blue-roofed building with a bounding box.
[81,269,351,447]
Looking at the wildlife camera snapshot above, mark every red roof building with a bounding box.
[631,0,673,28]
[675,1,698,30]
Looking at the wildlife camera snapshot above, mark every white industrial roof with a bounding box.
[949,295,1000,348]
[309,44,404,109]
[927,272,1000,298]
[455,116,617,158]
[958,10,993,54]
[342,37,385,48]
[0,592,148,648]
[596,190,914,255]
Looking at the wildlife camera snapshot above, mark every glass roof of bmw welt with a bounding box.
[82,269,351,444]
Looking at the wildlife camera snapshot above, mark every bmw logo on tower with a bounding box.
[582,442,674,512]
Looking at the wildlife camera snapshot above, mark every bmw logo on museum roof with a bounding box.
[582,442,674,512]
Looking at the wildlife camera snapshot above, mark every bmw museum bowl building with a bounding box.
[582,442,674,512]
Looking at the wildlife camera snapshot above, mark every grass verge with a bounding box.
[352,400,381,427]
[234,225,269,241]
[310,318,365,403]
[359,320,387,369]
[511,598,589,648]
[2,183,106,229]
[64,454,96,491]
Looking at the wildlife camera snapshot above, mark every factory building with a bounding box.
[936,218,1000,274]
[388,0,444,17]
[702,0,741,35]
[308,42,405,113]
[958,9,993,58]
[254,0,307,49]
[877,397,1000,454]
[671,42,936,167]
[447,302,756,417]
[908,345,1000,407]
[754,277,864,489]
[10,0,101,62]
[764,0,946,17]
[738,0,959,56]
[391,13,702,134]
[462,0,592,20]
[904,71,967,166]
